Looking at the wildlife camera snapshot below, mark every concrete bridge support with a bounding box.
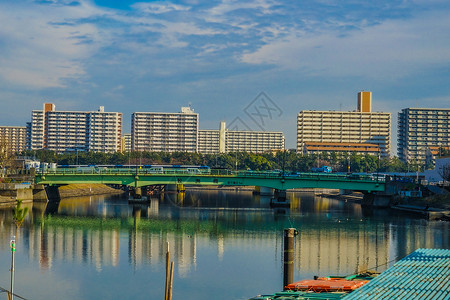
[362,193,392,208]
[253,186,274,196]
[274,189,287,201]
[45,186,61,203]
[165,184,185,192]
[32,184,49,202]
[340,189,353,195]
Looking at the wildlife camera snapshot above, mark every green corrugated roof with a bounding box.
[342,248,450,300]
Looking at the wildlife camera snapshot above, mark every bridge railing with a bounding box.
[38,168,385,183]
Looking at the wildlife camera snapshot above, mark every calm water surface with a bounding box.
[0,189,449,300]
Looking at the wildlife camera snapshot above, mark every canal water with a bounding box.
[0,189,448,300]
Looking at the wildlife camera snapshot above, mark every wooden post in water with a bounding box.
[168,261,174,300]
[283,228,297,289]
[164,242,170,300]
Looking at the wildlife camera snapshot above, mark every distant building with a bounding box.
[398,108,450,164]
[424,157,450,183]
[0,126,27,155]
[198,121,285,154]
[302,142,380,156]
[131,107,199,152]
[121,133,132,152]
[425,146,450,168]
[28,103,122,153]
[297,92,391,157]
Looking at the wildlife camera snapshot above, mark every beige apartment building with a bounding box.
[28,103,122,153]
[297,92,391,157]
[198,121,285,154]
[0,126,27,155]
[131,107,199,152]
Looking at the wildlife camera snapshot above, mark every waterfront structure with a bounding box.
[424,157,450,183]
[131,107,199,152]
[398,108,450,164]
[425,146,450,168]
[297,92,391,157]
[0,126,27,155]
[343,248,450,300]
[28,103,122,153]
[198,121,285,154]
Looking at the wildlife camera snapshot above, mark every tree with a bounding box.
[0,136,14,176]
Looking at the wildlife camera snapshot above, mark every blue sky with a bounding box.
[0,0,449,152]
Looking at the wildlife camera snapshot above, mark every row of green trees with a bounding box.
[21,149,424,173]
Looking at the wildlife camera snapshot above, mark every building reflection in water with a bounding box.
[0,190,448,279]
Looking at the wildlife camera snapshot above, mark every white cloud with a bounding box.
[0,1,109,88]
[208,0,279,16]
[240,10,450,79]
[132,2,191,14]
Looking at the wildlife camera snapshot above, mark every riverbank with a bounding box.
[58,184,125,198]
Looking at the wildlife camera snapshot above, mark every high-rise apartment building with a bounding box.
[0,126,27,155]
[131,107,199,152]
[198,121,285,154]
[28,103,122,153]
[398,108,450,163]
[297,92,391,157]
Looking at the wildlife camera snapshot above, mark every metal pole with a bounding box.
[283,228,297,289]
[10,236,15,300]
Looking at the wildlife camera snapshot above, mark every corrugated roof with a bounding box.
[342,248,450,300]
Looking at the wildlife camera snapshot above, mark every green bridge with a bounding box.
[35,169,385,193]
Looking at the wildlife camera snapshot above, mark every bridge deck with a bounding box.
[35,169,385,192]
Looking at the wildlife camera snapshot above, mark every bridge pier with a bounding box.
[362,192,392,208]
[45,185,61,203]
[271,189,289,207]
[340,189,353,195]
[253,186,274,196]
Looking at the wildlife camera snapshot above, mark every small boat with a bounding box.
[285,277,369,293]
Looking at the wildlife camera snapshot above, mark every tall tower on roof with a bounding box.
[357,91,372,112]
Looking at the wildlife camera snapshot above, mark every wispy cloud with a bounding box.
[0,1,107,87]
[241,10,450,80]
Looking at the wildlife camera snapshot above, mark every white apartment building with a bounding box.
[131,107,199,152]
[297,92,391,157]
[198,130,220,154]
[398,108,450,163]
[28,103,122,153]
[198,121,285,154]
[0,126,27,155]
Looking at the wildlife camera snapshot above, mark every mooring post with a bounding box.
[164,242,170,300]
[283,228,297,289]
